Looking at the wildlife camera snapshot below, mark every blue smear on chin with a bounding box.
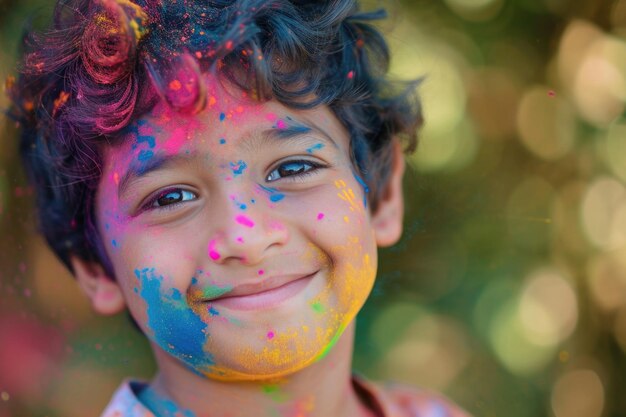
[135,268,214,369]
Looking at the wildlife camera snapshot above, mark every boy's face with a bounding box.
[91,79,401,380]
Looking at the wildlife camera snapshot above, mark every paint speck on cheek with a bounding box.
[219,138,226,144]
[235,215,254,228]
[207,239,221,260]
[317,213,324,220]
[236,236,244,243]
[208,306,220,316]
[343,216,349,223]
[111,239,118,248]
[219,112,226,121]
[267,331,274,339]
[258,269,264,276]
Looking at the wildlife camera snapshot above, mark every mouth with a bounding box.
[204,271,318,311]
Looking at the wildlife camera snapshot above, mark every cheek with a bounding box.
[131,268,215,370]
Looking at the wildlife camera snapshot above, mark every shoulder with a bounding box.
[100,380,154,417]
[354,377,472,417]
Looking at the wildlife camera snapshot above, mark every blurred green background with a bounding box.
[1,0,626,416]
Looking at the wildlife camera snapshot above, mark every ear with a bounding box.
[70,256,126,315]
[371,140,405,247]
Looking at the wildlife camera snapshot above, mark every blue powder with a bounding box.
[208,306,220,316]
[135,268,214,369]
[230,160,247,176]
[352,172,370,208]
[219,112,225,121]
[138,385,196,417]
[111,239,118,248]
[306,143,325,153]
[138,149,154,161]
[219,138,226,144]
[259,184,285,203]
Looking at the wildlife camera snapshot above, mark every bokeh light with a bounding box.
[516,85,576,160]
[551,369,605,417]
[581,177,626,250]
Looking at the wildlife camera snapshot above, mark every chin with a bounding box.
[198,322,350,382]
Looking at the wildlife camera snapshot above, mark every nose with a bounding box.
[206,200,289,266]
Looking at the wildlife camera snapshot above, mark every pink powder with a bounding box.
[317,212,325,220]
[265,112,278,122]
[347,70,354,79]
[258,269,264,275]
[235,215,255,228]
[207,239,221,260]
[267,331,274,340]
[275,119,287,129]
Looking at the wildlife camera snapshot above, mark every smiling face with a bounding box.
[81,78,403,381]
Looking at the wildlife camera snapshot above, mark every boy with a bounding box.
[8,0,471,416]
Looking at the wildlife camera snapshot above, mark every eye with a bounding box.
[147,188,197,209]
[266,160,323,182]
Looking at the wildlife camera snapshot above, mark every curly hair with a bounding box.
[7,0,423,277]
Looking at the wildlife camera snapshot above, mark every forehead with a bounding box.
[107,88,348,165]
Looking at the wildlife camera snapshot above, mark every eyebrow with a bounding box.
[117,152,196,199]
[265,117,339,148]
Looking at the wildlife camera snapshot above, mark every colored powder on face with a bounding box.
[135,268,214,368]
[262,384,289,403]
[208,306,220,316]
[306,143,325,154]
[275,119,287,129]
[219,138,226,144]
[267,331,274,339]
[207,239,221,260]
[270,193,284,202]
[347,70,355,79]
[236,237,244,243]
[219,112,226,121]
[258,269,264,275]
[314,324,346,362]
[235,215,254,228]
[230,160,247,176]
[111,239,118,248]
[311,301,325,313]
[352,172,370,208]
[201,285,232,299]
[317,212,324,220]
[138,385,196,417]
[259,184,285,203]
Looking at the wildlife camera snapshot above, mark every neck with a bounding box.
[143,322,375,417]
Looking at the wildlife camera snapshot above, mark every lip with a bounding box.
[205,271,317,311]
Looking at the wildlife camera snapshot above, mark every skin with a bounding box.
[72,75,406,417]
